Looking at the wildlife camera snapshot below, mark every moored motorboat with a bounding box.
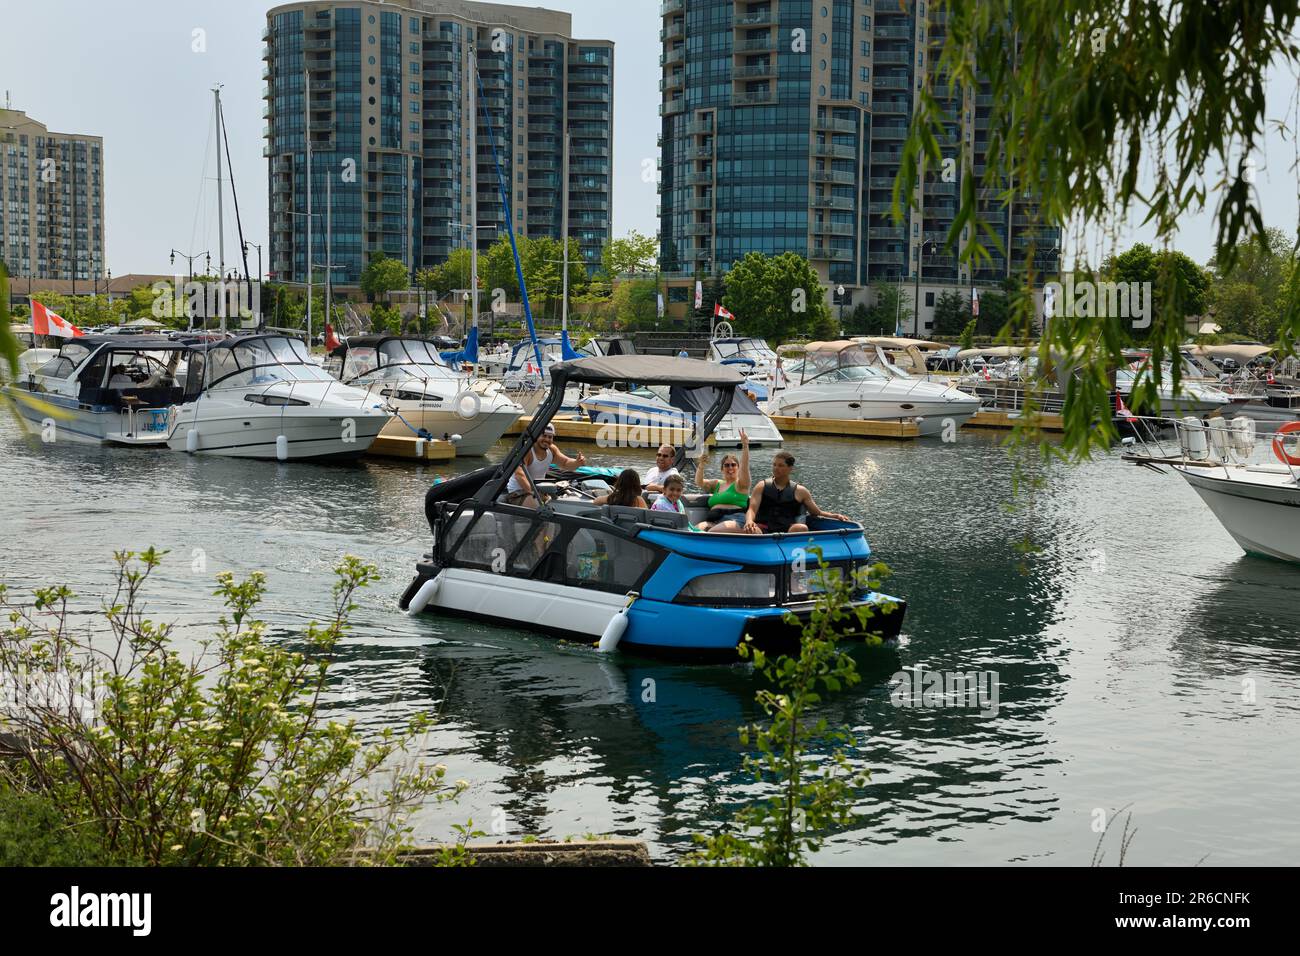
[167,334,390,461]
[577,382,784,447]
[4,335,197,446]
[327,334,523,456]
[770,340,980,437]
[401,354,905,658]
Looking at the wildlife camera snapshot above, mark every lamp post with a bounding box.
[913,238,937,337]
[171,248,211,330]
[836,284,846,331]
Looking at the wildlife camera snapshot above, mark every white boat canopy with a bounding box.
[1187,343,1274,363]
[855,335,948,351]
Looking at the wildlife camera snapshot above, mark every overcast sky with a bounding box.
[1,0,1296,278]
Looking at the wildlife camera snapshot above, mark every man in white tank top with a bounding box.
[505,424,586,508]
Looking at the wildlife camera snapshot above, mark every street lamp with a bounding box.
[170,248,211,330]
[913,239,937,337]
[836,284,847,331]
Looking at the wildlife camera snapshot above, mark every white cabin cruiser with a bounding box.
[770,340,980,436]
[577,382,784,447]
[327,335,523,456]
[1116,352,1237,417]
[709,336,785,393]
[167,334,390,461]
[1124,416,1300,565]
[4,335,198,445]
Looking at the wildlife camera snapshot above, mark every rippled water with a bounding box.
[2,413,1297,865]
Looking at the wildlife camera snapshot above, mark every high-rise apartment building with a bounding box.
[658,0,1059,319]
[0,107,105,282]
[264,1,614,288]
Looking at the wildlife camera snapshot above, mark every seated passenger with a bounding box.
[694,429,750,531]
[650,474,699,531]
[504,424,586,508]
[643,444,679,493]
[593,468,648,509]
[712,450,850,534]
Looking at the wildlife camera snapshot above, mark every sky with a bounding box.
[1,0,1296,278]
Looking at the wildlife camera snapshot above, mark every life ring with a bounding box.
[1272,420,1300,466]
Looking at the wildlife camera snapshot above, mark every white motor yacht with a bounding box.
[167,334,390,460]
[4,335,197,445]
[577,382,784,447]
[326,335,523,457]
[769,340,981,436]
[1125,416,1300,564]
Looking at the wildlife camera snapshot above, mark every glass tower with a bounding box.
[265,1,614,287]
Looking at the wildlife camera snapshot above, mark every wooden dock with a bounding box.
[769,415,920,440]
[365,434,457,462]
[964,410,1065,432]
[504,416,713,447]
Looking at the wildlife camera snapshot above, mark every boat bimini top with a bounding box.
[477,354,745,504]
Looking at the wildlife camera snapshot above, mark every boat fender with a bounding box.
[416,437,426,458]
[597,592,638,653]
[450,433,463,444]
[406,572,444,615]
[1272,420,1300,466]
[1231,416,1256,459]
[1179,416,1208,460]
[185,428,198,453]
[276,434,289,461]
[1207,416,1231,462]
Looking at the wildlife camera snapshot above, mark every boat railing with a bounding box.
[1122,414,1300,482]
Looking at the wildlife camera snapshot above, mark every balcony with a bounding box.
[682,170,715,185]
[811,247,854,261]
[304,38,333,53]
[812,170,855,185]
[661,73,685,91]
[684,196,714,210]
[735,11,773,27]
[662,22,685,42]
[813,222,855,237]
[684,222,713,236]
[812,196,854,210]
[735,62,775,79]
[661,99,686,116]
[871,251,905,264]
[739,37,774,52]
[870,150,903,164]
[868,227,904,239]
[926,182,956,195]
[662,47,685,66]
[570,106,610,120]
[733,91,776,106]
[875,25,913,38]
[872,124,908,139]
[424,108,457,121]
[874,98,911,113]
[814,142,857,159]
[873,75,911,90]
[874,50,912,65]
[683,120,715,136]
[661,0,684,14]
[816,116,858,134]
[868,201,899,214]
[570,88,612,103]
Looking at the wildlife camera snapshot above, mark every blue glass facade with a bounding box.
[266,2,613,288]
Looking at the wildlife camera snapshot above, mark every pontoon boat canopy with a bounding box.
[856,336,948,351]
[1187,343,1274,363]
[551,355,745,388]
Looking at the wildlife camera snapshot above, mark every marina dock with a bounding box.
[365,435,458,462]
[504,416,714,447]
[769,415,920,440]
[964,410,1065,432]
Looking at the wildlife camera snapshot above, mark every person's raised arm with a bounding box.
[738,430,751,493]
[694,454,715,491]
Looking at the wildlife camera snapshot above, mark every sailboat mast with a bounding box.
[469,49,479,334]
[561,130,569,335]
[305,75,313,350]
[325,173,332,337]
[214,85,226,331]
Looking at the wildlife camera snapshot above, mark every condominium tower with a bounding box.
[658,0,1059,313]
[263,1,614,287]
[0,107,105,282]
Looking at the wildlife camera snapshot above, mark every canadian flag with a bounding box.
[1267,370,1277,385]
[324,323,341,352]
[1116,392,1137,421]
[982,366,991,381]
[714,303,734,321]
[971,287,980,317]
[30,299,84,339]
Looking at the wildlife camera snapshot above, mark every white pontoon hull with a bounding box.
[1177,465,1300,564]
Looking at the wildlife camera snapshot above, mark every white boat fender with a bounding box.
[1231,416,1256,459]
[416,437,427,458]
[597,592,638,653]
[1207,416,1231,462]
[185,428,199,453]
[1179,416,1208,460]
[406,572,444,615]
[276,434,289,461]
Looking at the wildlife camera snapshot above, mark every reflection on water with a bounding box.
[2,418,1298,864]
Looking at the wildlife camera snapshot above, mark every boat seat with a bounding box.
[606,504,689,531]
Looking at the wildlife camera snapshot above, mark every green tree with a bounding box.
[600,229,658,278]
[611,278,659,330]
[360,252,410,304]
[864,282,907,336]
[932,290,971,336]
[959,316,978,351]
[1102,244,1210,332]
[722,252,832,345]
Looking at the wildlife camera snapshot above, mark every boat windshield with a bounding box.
[713,338,776,364]
[794,347,891,384]
[205,336,333,389]
[33,341,95,379]
[347,341,458,385]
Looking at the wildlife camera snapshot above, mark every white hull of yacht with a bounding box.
[769,389,980,436]
[167,403,389,460]
[4,386,174,447]
[1177,464,1300,564]
[379,406,521,456]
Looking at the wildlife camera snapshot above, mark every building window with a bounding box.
[925,291,935,306]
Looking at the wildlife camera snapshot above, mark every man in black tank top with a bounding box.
[740,450,851,534]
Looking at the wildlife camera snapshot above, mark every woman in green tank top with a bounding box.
[693,429,752,531]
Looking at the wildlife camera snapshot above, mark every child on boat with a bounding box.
[651,474,700,531]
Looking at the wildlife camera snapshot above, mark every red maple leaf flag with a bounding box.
[30,298,84,339]
[1116,391,1137,421]
[714,303,734,321]
[324,323,341,352]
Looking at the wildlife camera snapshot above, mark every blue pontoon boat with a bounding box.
[400,354,906,659]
